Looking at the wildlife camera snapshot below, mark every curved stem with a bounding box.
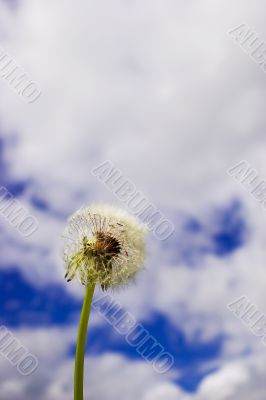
[74,284,95,400]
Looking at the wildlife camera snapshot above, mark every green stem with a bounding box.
[74,284,95,400]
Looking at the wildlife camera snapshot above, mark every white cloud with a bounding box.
[0,0,266,398]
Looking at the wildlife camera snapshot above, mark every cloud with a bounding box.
[0,326,184,400]
[0,0,266,398]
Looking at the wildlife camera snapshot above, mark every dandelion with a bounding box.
[62,204,146,400]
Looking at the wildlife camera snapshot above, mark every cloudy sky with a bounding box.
[1,0,266,399]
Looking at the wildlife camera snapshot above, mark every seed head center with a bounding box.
[95,232,121,258]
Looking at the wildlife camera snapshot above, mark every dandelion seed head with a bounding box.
[62,204,146,290]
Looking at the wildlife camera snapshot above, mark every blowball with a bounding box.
[62,204,146,290]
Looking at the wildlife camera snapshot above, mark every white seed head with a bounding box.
[62,204,146,290]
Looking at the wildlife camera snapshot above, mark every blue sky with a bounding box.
[0,1,266,399]
[0,162,250,397]
[0,258,225,393]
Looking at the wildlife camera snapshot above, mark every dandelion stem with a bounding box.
[74,284,95,400]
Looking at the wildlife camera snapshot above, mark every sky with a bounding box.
[0,0,266,399]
